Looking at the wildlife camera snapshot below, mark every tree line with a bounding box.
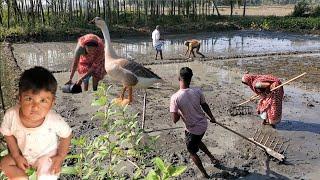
[0,0,311,29]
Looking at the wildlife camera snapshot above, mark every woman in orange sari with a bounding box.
[242,74,284,128]
[66,34,106,91]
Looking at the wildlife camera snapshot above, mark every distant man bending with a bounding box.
[170,67,219,178]
[184,39,205,58]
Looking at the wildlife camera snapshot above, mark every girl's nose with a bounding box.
[32,102,40,110]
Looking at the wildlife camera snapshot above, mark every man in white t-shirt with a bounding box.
[152,25,164,60]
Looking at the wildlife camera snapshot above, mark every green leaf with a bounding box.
[171,166,187,177]
[146,169,160,180]
[61,166,78,175]
[135,135,144,145]
[25,167,36,176]
[83,168,95,179]
[91,96,107,106]
[28,171,37,180]
[98,169,108,178]
[92,111,106,120]
[153,157,166,172]
[127,149,137,156]
[133,168,142,179]
[65,154,81,159]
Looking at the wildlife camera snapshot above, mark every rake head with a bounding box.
[227,105,253,116]
[249,129,289,162]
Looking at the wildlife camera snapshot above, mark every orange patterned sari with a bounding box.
[242,74,284,125]
[77,34,106,80]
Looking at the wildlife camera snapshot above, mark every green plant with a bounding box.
[63,83,185,179]
[146,157,187,180]
[292,0,311,17]
[0,139,8,179]
[261,19,270,30]
[311,5,320,17]
[25,168,37,180]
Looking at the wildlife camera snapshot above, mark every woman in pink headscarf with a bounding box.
[242,74,284,128]
[66,34,106,91]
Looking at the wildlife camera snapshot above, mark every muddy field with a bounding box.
[54,53,320,180]
[1,31,320,179]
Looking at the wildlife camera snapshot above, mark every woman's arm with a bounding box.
[255,82,271,89]
[76,67,94,85]
[68,45,85,83]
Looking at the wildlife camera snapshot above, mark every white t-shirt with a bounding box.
[152,29,160,47]
[0,105,72,164]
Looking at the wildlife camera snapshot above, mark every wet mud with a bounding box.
[1,31,320,179]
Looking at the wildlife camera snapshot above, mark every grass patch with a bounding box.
[1,15,320,43]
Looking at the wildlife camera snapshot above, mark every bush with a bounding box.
[292,0,311,17]
[311,6,320,17]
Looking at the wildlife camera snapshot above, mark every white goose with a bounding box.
[90,17,162,105]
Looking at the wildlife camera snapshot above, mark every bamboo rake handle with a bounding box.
[237,72,307,106]
[215,122,267,150]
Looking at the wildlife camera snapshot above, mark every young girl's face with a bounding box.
[19,90,55,123]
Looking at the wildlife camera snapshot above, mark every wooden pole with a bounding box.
[237,72,307,106]
[0,79,5,113]
[141,90,147,131]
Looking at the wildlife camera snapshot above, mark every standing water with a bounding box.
[11,30,320,72]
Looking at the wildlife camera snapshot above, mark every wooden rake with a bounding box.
[249,129,289,161]
[215,122,287,162]
[237,72,307,107]
[227,72,307,116]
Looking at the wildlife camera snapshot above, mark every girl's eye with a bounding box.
[25,97,32,101]
[40,99,48,103]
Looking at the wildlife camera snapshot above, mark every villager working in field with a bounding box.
[152,25,164,60]
[0,66,72,180]
[184,39,205,58]
[66,34,106,91]
[242,73,284,128]
[170,67,220,178]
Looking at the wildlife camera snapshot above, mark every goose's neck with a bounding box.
[101,24,118,59]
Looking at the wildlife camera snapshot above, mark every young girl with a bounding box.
[0,66,72,180]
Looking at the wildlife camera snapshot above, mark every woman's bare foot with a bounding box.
[262,119,268,125]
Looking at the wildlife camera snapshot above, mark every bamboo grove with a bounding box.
[0,0,302,29]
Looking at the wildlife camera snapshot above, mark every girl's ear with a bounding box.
[52,96,56,105]
[17,94,21,103]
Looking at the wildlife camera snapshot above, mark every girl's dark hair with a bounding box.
[179,67,193,84]
[19,66,57,95]
[84,41,98,47]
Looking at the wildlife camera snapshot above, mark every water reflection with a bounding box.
[148,61,246,91]
[12,31,320,71]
